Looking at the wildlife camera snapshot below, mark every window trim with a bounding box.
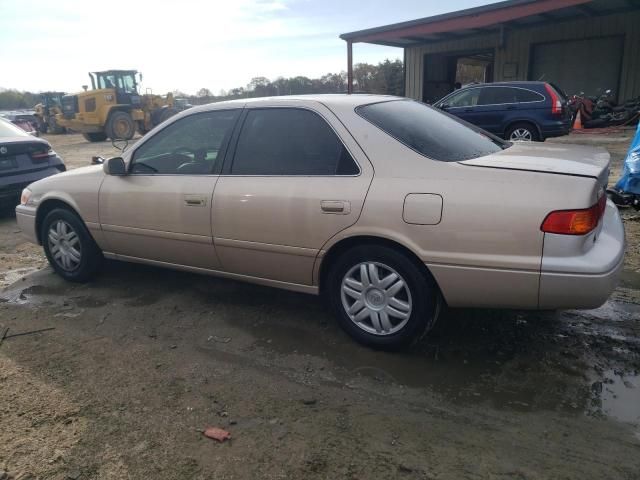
[221,106,362,177]
[128,108,242,176]
[476,86,546,106]
[442,87,482,108]
[438,85,546,108]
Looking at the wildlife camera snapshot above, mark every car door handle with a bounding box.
[321,200,351,214]
[463,108,473,112]
[184,194,207,207]
[506,105,516,110]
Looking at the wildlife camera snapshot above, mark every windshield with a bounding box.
[356,99,508,162]
[97,73,137,94]
[0,117,29,137]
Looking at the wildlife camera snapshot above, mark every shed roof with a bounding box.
[340,0,639,47]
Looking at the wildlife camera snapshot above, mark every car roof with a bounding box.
[463,81,547,88]
[188,94,403,113]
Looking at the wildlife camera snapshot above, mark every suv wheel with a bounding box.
[327,245,439,349]
[42,208,103,282]
[506,122,539,142]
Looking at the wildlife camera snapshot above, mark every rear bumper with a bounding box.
[0,164,64,204]
[538,200,625,309]
[540,120,572,139]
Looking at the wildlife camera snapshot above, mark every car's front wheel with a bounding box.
[42,208,103,282]
[327,245,439,349]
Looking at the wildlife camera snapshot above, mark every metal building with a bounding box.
[340,0,640,103]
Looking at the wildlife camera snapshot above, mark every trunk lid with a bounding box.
[0,137,53,176]
[461,142,610,185]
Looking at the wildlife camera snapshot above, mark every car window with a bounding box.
[513,88,545,102]
[131,110,240,175]
[231,108,359,175]
[357,99,507,162]
[478,87,519,105]
[445,88,480,108]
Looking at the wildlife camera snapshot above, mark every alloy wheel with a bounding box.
[510,128,533,141]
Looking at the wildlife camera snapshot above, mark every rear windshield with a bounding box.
[0,118,29,137]
[356,99,508,161]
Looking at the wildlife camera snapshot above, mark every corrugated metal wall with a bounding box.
[404,10,640,101]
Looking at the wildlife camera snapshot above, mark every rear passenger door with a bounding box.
[211,102,373,286]
[474,86,517,134]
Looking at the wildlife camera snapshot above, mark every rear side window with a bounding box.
[479,87,517,105]
[357,100,507,162]
[231,108,359,175]
[514,88,545,103]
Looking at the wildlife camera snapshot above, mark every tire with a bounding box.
[82,132,107,142]
[106,111,136,140]
[326,244,439,350]
[151,107,178,127]
[41,208,103,282]
[49,116,65,134]
[137,121,149,136]
[37,117,48,134]
[506,122,540,142]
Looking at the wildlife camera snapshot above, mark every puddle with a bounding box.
[590,370,640,426]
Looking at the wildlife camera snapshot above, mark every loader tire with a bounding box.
[151,107,178,127]
[106,111,136,140]
[82,132,107,142]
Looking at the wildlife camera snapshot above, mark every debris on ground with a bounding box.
[202,426,231,442]
[207,335,232,343]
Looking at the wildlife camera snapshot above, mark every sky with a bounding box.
[0,0,494,95]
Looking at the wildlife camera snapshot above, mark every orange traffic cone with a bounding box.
[573,110,583,130]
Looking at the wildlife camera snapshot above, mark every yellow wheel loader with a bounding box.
[33,91,66,134]
[56,70,178,142]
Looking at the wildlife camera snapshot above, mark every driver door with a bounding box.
[440,87,482,126]
[99,108,241,269]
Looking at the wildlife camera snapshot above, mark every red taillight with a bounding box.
[545,83,562,116]
[30,148,54,160]
[541,195,606,235]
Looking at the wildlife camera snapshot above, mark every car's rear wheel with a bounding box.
[42,208,103,282]
[327,245,439,349]
[506,122,539,142]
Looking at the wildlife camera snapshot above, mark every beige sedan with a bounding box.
[16,95,625,348]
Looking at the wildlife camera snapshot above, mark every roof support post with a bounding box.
[347,40,353,94]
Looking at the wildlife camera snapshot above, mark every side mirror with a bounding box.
[439,104,450,110]
[103,157,127,176]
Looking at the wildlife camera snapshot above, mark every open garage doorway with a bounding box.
[423,50,494,103]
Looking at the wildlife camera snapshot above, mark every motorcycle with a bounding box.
[569,89,640,128]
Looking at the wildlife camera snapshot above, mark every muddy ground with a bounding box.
[0,132,639,479]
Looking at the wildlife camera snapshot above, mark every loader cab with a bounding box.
[41,92,65,109]
[90,70,141,106]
